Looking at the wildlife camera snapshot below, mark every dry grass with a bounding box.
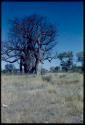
[1,72,83,123]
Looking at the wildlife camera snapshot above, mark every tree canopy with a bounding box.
[2,14,57,74]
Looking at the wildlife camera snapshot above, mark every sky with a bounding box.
[1,2,83,70]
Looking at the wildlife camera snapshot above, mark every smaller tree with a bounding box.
[76,51,83,65]
[54,66,60,72]
[76,51,83,72]
[5,64,15,73]
[57,51,73,72]
[50,66,55,72]
[41,68,48,75]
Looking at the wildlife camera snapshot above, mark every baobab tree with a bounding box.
[2,14,57,74]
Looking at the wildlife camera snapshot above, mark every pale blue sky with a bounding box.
[1,2,83,70]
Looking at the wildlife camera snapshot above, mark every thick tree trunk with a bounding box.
[20,58,22,73]
[29,66,35,74]
[24,64,28,73]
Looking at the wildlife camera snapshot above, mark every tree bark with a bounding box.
[35,59,39,75]
[20,58,22,73]
[24,64,28,73]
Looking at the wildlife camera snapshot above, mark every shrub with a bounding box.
[42,75,52,82]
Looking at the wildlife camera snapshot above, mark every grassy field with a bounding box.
[1,72,83,123]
